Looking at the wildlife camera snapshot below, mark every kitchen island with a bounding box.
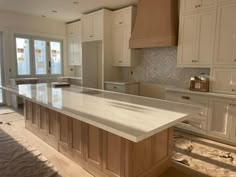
[1,83,202,177]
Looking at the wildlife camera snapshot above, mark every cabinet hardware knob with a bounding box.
[198,5,201,7]
[182,96,190,100]
[195,5,198,8]
[192,60,198,62]
[89,35,93,37]
[234,59,236,62]
[113,86,117,89]
[119,22,123,24]
[232,89,235,92]
[119,60,122,63]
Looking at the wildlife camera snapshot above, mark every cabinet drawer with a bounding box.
[176,119,207,133]
[181,0,216,14]
[105,84,126,93]
[112,8,132,28]
[166,92,208,116]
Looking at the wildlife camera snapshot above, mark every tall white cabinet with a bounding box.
[67,21,82,66]
[214,2,236,66]
[111,7,139,67]
[178,1,216,67]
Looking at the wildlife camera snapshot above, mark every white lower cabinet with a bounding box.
[208,98,232,139]
[104,82,139,95]
[166,90,236,144]
[166,91,209,134]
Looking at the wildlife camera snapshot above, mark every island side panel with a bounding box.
[24,100,172,177]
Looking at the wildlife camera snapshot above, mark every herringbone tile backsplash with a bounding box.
[121,47,210,88]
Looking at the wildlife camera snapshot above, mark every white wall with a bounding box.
[0,10,74,105]
[0,10,74,82]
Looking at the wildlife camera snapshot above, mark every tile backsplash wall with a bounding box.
[121,47,210,88]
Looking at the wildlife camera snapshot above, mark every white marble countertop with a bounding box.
[104,81,139,85]
[1,84,202,142]
[166,86,236,100]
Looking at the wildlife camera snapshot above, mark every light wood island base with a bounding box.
[25,100,173,177]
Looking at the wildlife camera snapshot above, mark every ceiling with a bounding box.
[0,0,138,22]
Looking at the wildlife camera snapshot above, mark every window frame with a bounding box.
[14,34,64,77]
[14,35,32,77]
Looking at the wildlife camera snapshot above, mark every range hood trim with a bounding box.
[129,0,179,49]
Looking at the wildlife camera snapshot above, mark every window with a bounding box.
[15,36,63,76]
[50,41,62,75]
[16,37,31,75]
[34,40,47,75]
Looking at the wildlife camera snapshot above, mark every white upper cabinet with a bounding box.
[67,21,82,66]
[177,10,216,67]
[211,68,236,94]
[181,0,216,14]
[82,11,103,42]
[111,6,139,67]
[214,3,236,66]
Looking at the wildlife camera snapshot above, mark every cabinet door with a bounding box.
[73,36,82,66]
[68,36,82,66]
[195,10,216,65]
[93,12,103,41]
[230,103,236,141]
[211,68,233,94]
[112,28,123,66]
[208,99,231,139]
[67,36,74,66]
[122,27,131,66]
[214,3,236,66]
[82,15,93,42]
[178,14,198,65]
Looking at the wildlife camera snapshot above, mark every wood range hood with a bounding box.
[129,0,179,49]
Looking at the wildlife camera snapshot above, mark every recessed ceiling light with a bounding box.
[73,1,79,4]
[52,10,58,13]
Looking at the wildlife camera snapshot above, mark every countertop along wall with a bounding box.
[121,47,210,88]
[0,10,74,104]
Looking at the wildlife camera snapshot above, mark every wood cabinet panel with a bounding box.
[85,125,103,169]
[72,119,83,152]
[32,103,40,126]
[25,100,32,121]
[48,110,59,138]
[25,100,172,177]
[39,106,47,131]
[152,130,169,163]
[59,114,69,145]
[103,133,125,177]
